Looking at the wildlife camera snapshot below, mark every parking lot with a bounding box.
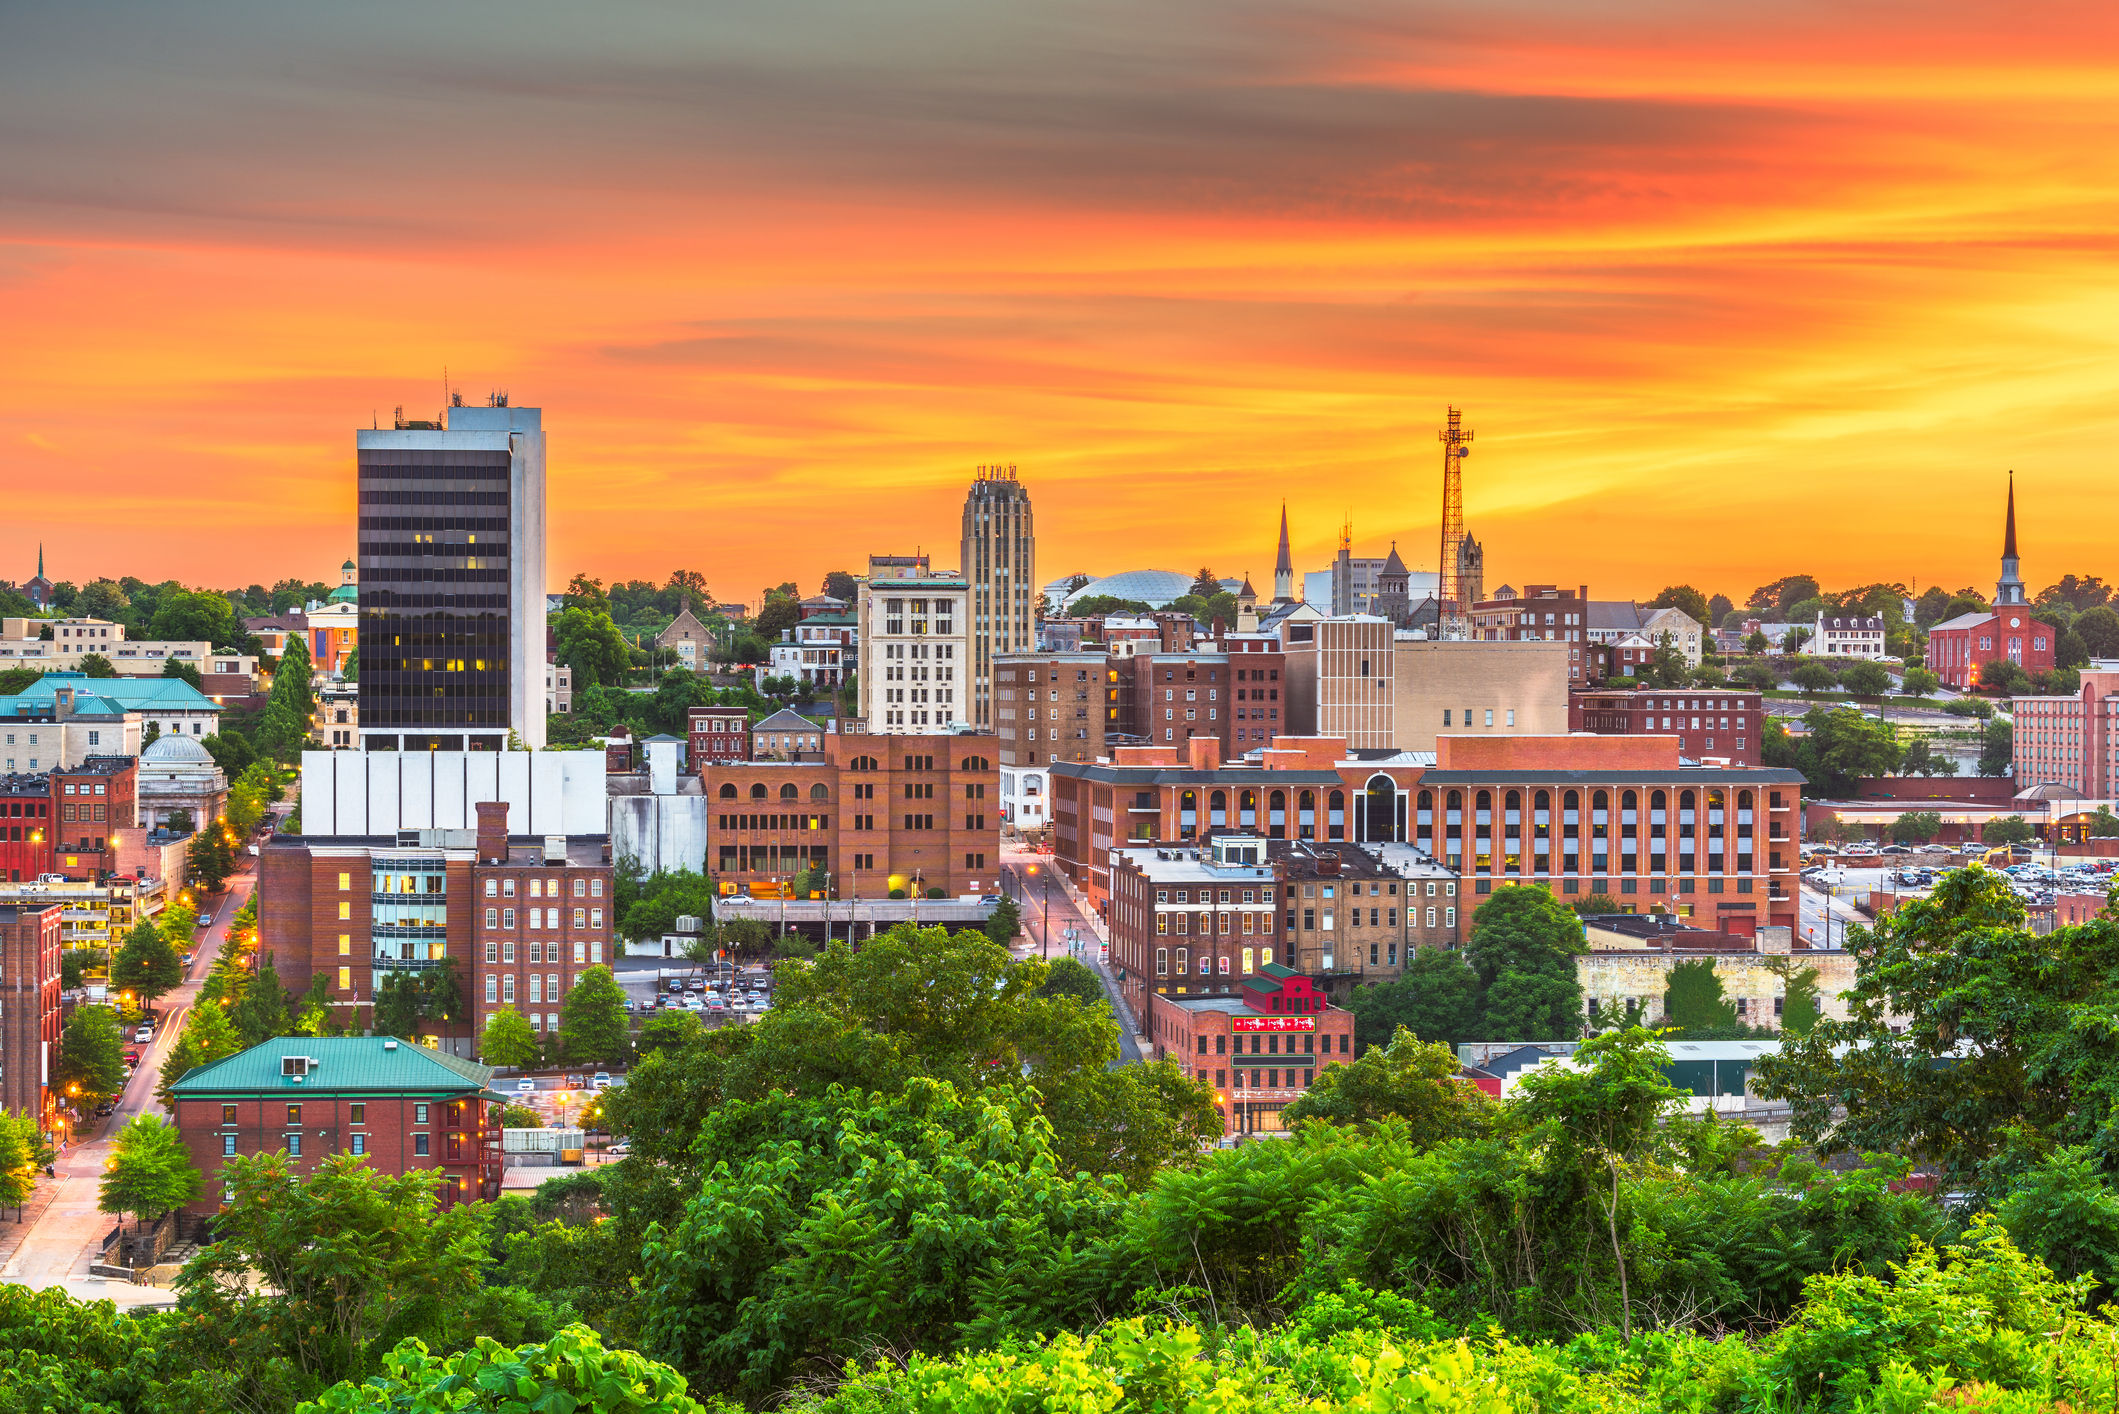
[611,958,777,1022]
[1801,846,2116,914]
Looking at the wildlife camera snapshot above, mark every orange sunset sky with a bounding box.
[4,0,2118,608]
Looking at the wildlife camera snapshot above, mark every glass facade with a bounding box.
[357,449,513,744]
[370,857,449,986]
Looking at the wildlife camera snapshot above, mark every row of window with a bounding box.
[1154,946,1273,975]
[486,972,577,1004]
[482,906,603,929]
[484,938,602,965]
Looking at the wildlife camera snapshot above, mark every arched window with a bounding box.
[850,756,878,772]
[1563,790,1580,811]
[1447,790,1463,810]
[1475,790,1492,811]
[1419,790,1434,810]
[1505,790,1522,811]
[962,755,991,771]
[810,783,829,800]
[1328,790,1344,811]
[718,783,737,799]
[749,783,768,800]
[1650,790,1666,810]
[1592,791,1609,810]
[1737,790,1754,809]
[779,783,799,800]
[1621,790,1637,810]
[1534,790,1550,810]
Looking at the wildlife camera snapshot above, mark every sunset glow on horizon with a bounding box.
[5,0,2119,606]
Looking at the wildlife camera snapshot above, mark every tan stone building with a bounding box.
[1576,917,1860,1030]
[1390,639,1571,753]
[1280,616,1395,748]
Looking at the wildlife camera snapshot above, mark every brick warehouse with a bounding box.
[170,1036,502,1212]
[1568,687,1765,767]
[700,731,1000,898]
[1056,733,1801,938]
[0,901,62,1127]
[258,801,614,1054]
[1145,966,1355,1135]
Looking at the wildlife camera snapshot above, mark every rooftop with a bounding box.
[170,1036,496,1097]
[3,672,219,712]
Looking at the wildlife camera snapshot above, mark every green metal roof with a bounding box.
[4,672,219,712]
[170,1036,495,1097]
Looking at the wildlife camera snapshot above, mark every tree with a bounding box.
[982,895,1021,948]
[187,824,235,893]
[159,1000,243,1104]
[1464,885,1584,1040]
[1778,964,1822,1035]
[74,579,129,621]
[481,1008,541,1069]
[160,656,204,689]
[230,954,293,1047]
[1707,592,1734,625]
[171,1152,513,1404]
[819,569,858,602]
[1979,717,2015,777]
[1661,958,1738,1034]
[1647,585,1710,627]
[2086,806,2119,838]
[110,921,182,1008]
[0,667,42,695]
[339,646,358,681]
[1985,815,2035,846]
[1891,809,1943,844]
[1281,1028,1494,1139]
[1978,658,2029,697]
[2074,605,2119,660]
[554,607,632,691]
[1034,1060,1224,1188]
[301,1326,707,1414]
[1840,660,1892,699]
[1036,956,1104,1006]
[99,1114,202,1228]
[636,1008,705,1054]
[58,946,102,991]
[1642,632,1689,688]
[752,595,800,642]
[1753,866,2119,1188]
[202,729,258,778]
[1791,660,1837,695]
[0,1110,52,1211]
[1573,892,1622,917]
[1901,666,1939,699]
[1733,659,1776,692]
[616,867,718,944]
[1802,705,1906,796]
[76,653,117,678]
[256,635,315,761]
[147,588,236,645]
[1346,948,1482,1052]
[558,965,631,1065]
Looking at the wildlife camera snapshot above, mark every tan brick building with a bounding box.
[1281,617,1395,748]
[1391,639,1572,753]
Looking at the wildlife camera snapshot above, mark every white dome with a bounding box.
[1062,570,1197,610]
[143,733,216,765]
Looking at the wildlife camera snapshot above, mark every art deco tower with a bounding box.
[961,464,1035,728]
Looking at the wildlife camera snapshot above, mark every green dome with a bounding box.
[328,583,358,603]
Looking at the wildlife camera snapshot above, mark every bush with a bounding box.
[1943,695,1995,718]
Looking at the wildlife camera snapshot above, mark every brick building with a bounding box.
[687,706,751,766]
[995,651,1112,832]
[1281,618,1394,747]
[48,756,139,881]
[2014,667,2119,796]
[257,801,614,1054]
[1146,966,1355,1135]
[1928,473,2054,690]
[169,1036,502,1213]
[1468,584,1590,684]
[1569,687,1764,766]
[702,732,1000,899]
[1115,650,1233,751]
[0,773,54,882]
[0,901,62,1127]
[1057,733,1801,937]
[1272,839,1456,982]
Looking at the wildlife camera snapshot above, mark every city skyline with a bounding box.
[5,2,2118,597]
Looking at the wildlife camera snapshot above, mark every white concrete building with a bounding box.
[1804,613,1890,660]
[298,748,605,837]
[856,556,971,732]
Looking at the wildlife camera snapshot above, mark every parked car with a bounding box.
[515,1078,538,1094]
[199,915,214,928]
[133,1025,153,1043]
[123,1050,140,1067]
[564,1074,586,1089]
[93,1102,116,1118]
[591,1072,613,1089]
[665,978,685,994]
[686,977,706,992]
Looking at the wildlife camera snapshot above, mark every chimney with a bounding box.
[475,800,509,865]
[1316,850,1341,876]
[1185,735,1222,772]
[53,687,73,719]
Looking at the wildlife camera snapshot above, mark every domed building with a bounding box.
[1061,569,1195,610]
[137,731,228,834]
[327,558,359,604]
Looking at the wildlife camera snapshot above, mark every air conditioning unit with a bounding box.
[674,915,702,934]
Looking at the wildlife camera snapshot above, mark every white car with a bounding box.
[133,1026,154,1044]
[515,1079,537,1094]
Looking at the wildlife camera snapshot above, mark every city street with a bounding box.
[2,863,256,1305]
[1000,844,1143,1064]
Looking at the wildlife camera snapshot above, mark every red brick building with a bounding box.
[1146,965,1354,1135]
[169,1036,502,1212]
[0,901,62,1127]
[1056,733,1801,937]
[49,756,137,881]
[0,774,54,882]
[256,801,614,1055]
[1927,475,2055,691]
[1469,584,1590,684]
[687,706,751,765]
[701,731,1000,899]
[1569,687,1765,765]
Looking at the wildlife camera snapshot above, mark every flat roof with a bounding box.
[1419,768,1804,785]
[1051,761,1344,786]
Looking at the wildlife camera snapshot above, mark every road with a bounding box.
[1000,845,1143,1064]
[2,865,256,1304]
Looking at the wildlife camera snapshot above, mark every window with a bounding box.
[287,1133,302,1157]
[338,901,352,920]
[287,1104,302,1125]
[221,1104,236,1124]
[338,934,351,956]
[415,1103,429,1124]
[338,872,351,891]
[222,1135,237,1156]
[350,1103,364,1124]
[338,966,351,991]
[350,1134,366,1156]
[413,1134,430,1157]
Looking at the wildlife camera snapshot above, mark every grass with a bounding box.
[1760,691,1963,709]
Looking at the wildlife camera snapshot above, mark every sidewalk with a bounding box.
[0,1177,63,1270]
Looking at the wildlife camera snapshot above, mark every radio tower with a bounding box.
[1437,407,1474,616]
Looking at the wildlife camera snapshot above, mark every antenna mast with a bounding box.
[1437,407,1474,620]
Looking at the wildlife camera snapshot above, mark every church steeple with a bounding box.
[1272,503,1294,603]
[1995,471,2027,607]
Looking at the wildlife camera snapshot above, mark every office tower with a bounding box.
[355,401,547,751]
[857,555,971,732]
[960,464,1034,729]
